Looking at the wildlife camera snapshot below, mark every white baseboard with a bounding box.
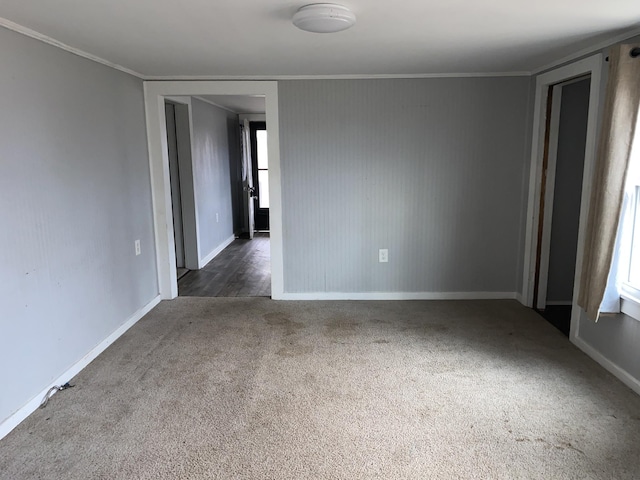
[279,291,518,301]
[198,234,235,269]
[0,295,161,440]
[572,335,640,396]
[515,292,524,305]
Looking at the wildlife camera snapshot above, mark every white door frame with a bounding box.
[143,81,283,299]
[534,82,563,310]
[521,54,603,337]
[164,96,200,271]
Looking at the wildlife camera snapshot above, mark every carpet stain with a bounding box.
[325,317,360,338]
[516,437,585,456]
[264,312,305,336]
[373,339,390,344]
[422,324,450,333]
[276,344,313,357]
[535,438,585,456]
[371,318,391,325]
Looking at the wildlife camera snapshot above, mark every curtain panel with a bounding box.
[577,44,640,321]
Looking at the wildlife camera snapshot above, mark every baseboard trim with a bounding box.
[545,301,573,306]
[0,295,161,440]
[198,235,235,269]
[572,335,640,396]
[279,292,518,301]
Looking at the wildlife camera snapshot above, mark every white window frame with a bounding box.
[621,183,640,321]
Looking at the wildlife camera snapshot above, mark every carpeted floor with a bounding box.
[2,298,640,479]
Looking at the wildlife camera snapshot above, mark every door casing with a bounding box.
[521,54,602,341]
[143,81,283,299]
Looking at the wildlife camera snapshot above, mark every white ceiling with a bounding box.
[1,0,639,77]
[200,95,266,114]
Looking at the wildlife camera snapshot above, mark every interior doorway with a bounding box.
[534,76,591,335]
[522,54,602,341]
[160,95,273,298]
[145,81,283,300]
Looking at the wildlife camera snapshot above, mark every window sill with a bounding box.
[620,285,640,322]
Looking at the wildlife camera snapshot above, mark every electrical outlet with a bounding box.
[135,240,141,256]
[379,248,388,263]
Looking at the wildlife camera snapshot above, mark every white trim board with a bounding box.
[535,82,564,310]
[144,72,531,81]
[198,235,235,269]
[0,18,144,79]
[620,296,640,322]
[279,292,518,301]
[144,81,284,300]
[239,114,266,122]
[572,336,640,396]
[0,295,161,441]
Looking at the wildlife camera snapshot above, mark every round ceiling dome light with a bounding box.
[292,4,356,33]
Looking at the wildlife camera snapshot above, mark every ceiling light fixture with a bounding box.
[292,4,356,33]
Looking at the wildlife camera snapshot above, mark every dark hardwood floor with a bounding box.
[536,305,571,337]
[178,233,270,297]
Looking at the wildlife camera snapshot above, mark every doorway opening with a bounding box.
[144,82,283,300]
[534,76,591,335]
[159,94,273,297]
[521,54,602,341]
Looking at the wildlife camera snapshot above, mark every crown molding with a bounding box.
[531,25,640,75]
[0,17,144,79]
[5,12,639,82]
[144,71,531,81]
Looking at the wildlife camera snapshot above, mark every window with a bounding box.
[629,186,640,287]
[620,122,640,319]
[256,130,269,209]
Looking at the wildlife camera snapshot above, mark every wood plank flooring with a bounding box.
[178,233,270,297]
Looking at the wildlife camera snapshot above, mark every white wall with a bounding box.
[278,78,531,295]
[0,27,159,428]
[190,98,240,263]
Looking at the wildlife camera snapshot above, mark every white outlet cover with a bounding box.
[379,249,388,263]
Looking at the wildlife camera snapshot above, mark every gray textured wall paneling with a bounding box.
[190,99,239,260]
[278,78,530,294]
[0,28,157,424]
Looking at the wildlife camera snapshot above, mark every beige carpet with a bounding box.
[1,298,640,479]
